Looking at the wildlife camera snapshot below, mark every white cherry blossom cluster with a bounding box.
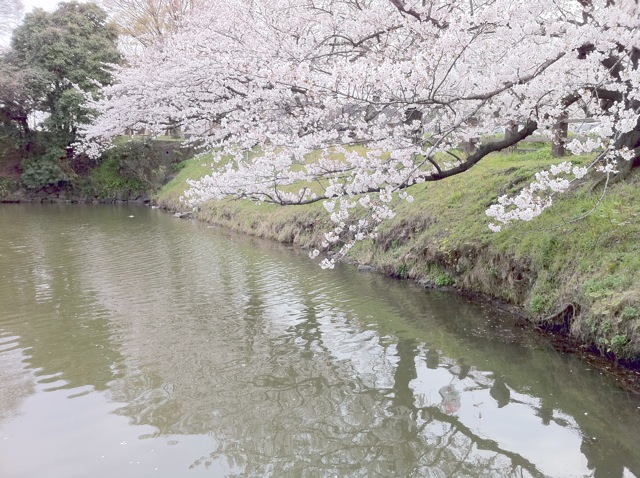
[486,162,590,231]
[79,0,640,264]
[484,141,637,230]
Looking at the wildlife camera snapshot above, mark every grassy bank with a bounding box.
[156,148,640,363]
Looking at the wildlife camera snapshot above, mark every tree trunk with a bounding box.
[590,125,640,191]
[552,113,568,158]
[615,126,640,177]
[463,138,477,156]
[505,122,519,152]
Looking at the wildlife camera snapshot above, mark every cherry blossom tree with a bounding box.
[82,0,640,266]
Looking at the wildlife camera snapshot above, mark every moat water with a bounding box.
[1,204,639,477]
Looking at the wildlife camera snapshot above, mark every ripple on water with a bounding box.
[2,205,640,478]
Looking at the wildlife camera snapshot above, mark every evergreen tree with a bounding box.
[1,1,121,188]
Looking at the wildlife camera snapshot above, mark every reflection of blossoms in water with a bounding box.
[439,385,461,414]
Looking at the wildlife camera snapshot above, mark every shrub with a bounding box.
[88,152,146,198]
[21,148,68,189]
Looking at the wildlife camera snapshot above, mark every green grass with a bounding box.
[154,154,215,205]
[156,146,640,361]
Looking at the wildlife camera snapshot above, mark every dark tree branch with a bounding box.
[427,120,538,180]
[388,0,448,29]
[260,120,539,206]
[461,53,566,101]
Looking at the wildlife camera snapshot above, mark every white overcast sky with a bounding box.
[22,0,59,13]
[23,0,62,12]
[1,0,66,45]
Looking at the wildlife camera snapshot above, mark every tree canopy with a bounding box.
[1,1,121,188]
[10,1,121,144]
[82,0,640,265]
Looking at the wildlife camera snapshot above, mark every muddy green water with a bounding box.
[1,204,639,478]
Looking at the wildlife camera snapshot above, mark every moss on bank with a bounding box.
[155,148,640,363]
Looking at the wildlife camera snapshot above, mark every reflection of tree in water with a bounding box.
[0,208,126,393]
[110,311,553,477]
[490,377,510,409]
[0,341,34,424]
[105,260,640,478]
[3,207,640,478]
[581,436,627,478]
[390,339,547,478]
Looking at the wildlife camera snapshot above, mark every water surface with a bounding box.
[1,204,639,477]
